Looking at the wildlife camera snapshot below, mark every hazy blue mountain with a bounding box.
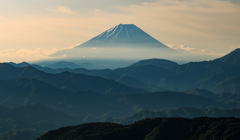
[0,63,145,95]
[77,24,170,48]
[47,61,81,69]
[129,58,178,69]
[32,49,240,93]
[37,117,240,140]
[8,62,31,67]
[31,64,71,74]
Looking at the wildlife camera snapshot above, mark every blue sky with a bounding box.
[0,0,239,62]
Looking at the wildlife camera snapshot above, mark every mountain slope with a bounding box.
[113,48,240,93]
[0,63,145,95]
[0,104,80,140]
[37,117,240,140]
[121,91,222,111]
[214,48,240,66]
[0,78,136,118]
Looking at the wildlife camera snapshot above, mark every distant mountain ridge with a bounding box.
[47,61,81,69]
[0,63,145,95]
[46,48,240,94]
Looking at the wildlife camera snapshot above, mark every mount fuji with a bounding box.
[52,24,172,56]
[49,24,176,69]
[76,24,169,48]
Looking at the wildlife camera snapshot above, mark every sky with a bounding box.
[0,0,240,62]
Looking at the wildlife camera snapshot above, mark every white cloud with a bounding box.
[167,44,195,51]
[47,6,74,14]
[167,44,223,57]
[0,48,60,63]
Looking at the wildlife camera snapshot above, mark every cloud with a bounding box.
[47,6,74,14]
[0,48,60,63]
[167,44,223,57]
[167,44,195,52]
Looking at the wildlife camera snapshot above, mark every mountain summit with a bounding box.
[215,48,240,66]
[51,24,174,69]
[76,24,169,48]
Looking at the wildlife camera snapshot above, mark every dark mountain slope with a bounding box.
[0,78,232,118]
[185,89,218,100]
[0,78,135,117]
[109,49,240,93]
[114,48,240,93]
[215,48,240,66]
[121,91,222,111]
[38,117,240,140]
[0,78,78,108]
[162,60,240,92]
[0,104,81,140]
[0,63,145,95]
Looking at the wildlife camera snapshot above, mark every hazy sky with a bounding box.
[0,0,240,62]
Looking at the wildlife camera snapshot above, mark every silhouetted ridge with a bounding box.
[215,48,240,66]
[0,63,145,95]
[37,117,240,140]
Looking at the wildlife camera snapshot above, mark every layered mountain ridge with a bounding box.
[1,48,240,140]
[37,48,240,94]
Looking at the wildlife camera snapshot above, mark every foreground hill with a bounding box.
[119,108,240,124]
[37,117,240,140]
[0,104,80,140]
